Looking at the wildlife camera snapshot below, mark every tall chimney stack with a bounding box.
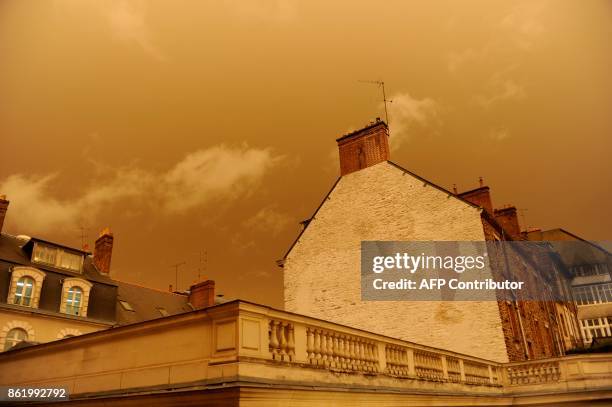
[336,118,389,176]
[0,195,8,235]
[94,228,114,275]
[457,184,493,214]
[494,206,522,238]
[188,280,215,309]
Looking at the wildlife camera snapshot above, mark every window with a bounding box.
[573,284,612,305]
[13,277,34,306]
[3,328,27,351]
[65,286,83,315]
[32,243,57,266]
[56,328,82,339]
[59,251,82,271]
[32,242,83,272]
[60,278,92,317]
[580,318,612,342]
[7,267,46,309]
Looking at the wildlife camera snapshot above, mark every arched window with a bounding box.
[13,277,35,306]
[4,328,28,351]
[65,286,83,315]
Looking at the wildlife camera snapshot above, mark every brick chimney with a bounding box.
[189,280,215,309]
[494,206,521,238]
[336,118,389,176]
[94,228,114,275]
[457,186,493,214]
[0,195,8,235]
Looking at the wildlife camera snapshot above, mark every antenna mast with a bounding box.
[170,261,186,292]
[358,80,392,128]
[77,224,88,250]
[196,250,207,282]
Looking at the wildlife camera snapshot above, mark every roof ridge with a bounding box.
[114,278,188,297]
[386,161,480,209]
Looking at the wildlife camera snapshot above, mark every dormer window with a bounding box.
[14,277,34,306]
[32,242,83,273]
[7,267,46,309]
[65,287,83,315]
[59,278,92,317]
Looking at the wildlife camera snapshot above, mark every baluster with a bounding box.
[338,335,346,369]
[360,341,367,371]
[320,330,328,366]
[326,333,334,368]
[279,322,288,360]
[366,342,374,372]
[313,329,321,365]
[348,338,355,370]
[306,328,314,363]
[329,333,336,368]
[269,320,279,359]
[287,324,295,361]
[372,342,379,372]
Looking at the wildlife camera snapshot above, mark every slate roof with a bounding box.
[0,233,192,326]
[115,280,192,326]
[0,234,115,285]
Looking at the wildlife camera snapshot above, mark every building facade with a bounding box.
[281,119,581,363]
[0,195,212,351]
[527,228,612,344]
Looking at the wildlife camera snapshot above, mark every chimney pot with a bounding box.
[336,120,389,176]
[93,228,114,275]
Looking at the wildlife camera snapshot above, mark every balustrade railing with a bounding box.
[446,357,462,382]
[306,327,379,372]
[268,319,295,362]
[506,361,561,385]
[260,309,593,390]
[385,345,411,377]
[464,360,491,385]
[414,350,445,381]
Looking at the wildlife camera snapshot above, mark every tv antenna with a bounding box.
[170,261,186,291]
[77,224,89,251]
[193,250,207,282]
[358,80,392,128]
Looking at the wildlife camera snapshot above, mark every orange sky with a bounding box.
[1,0,610,307]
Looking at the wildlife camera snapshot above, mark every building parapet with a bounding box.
[0,300,610,406]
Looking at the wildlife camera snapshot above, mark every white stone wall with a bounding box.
[284,162,509,362]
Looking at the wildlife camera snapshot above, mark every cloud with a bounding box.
[446,48,478,74]
[161,145,280,213]
[107,0,165,60]
[500,1,548,51]
[475,78,526,108]
[0,145,281,234]
[242,206,292,237]
[488,128,510,142]
[386,93,438,150]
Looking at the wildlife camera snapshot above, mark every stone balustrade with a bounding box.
[305,326,379,372]
[506,361,561,385]
[260,304,503,387]
[0,300,609,406]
